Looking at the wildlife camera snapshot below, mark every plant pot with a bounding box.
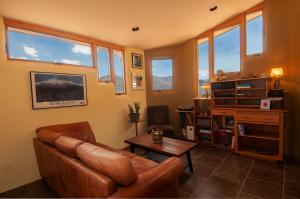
[129,113,140,122]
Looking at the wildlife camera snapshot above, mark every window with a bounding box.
[197,38,210,95]
[214,25,241,74]
[151,58,173,91]
[113,50,126,94]
[246,11,263,55]
[7,27,93,67]
[97,47,111,81]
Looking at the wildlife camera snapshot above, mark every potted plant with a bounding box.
[128,102,140,122]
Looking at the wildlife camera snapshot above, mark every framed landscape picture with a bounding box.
[30,72,87,109]
[132,53,143,69]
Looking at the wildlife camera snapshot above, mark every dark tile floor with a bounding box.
[1,145,300,198]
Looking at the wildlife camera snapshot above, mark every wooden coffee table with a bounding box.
[125,134,197,172]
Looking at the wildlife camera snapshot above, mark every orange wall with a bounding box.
[0,16,147,193]
[145,0,300,159]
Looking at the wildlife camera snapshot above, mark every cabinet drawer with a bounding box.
[212,109,234,116]
[237,113,280,124]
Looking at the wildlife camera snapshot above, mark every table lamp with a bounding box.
[201,83,211,98]
[271,67,283,89]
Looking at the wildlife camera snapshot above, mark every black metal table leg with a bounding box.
[130,145,135,153]
[186,151,193,173]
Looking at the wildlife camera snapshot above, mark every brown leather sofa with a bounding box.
[33,122,184,198]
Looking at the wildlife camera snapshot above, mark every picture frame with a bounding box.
[30,71,87,109]
[132,73,144,90]
[132,53,143,69]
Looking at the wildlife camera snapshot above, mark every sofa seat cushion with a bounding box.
[55,136,84,158]
[130,156,158,174]
[76,143,138,186]
[37,129,62,146]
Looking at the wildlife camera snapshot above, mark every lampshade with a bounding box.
[271,67,283,78]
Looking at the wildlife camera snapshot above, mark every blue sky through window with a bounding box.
[214,25,240,74]
[113,50,125,93]
[198,39,209,95]
[152,59,173,90]
[246,14,263,55]
[97,47,111,81]
[7,28,93,66]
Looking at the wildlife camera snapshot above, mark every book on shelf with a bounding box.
[199,129,211,134]
[238,124,245,136]
[231,136,235,150]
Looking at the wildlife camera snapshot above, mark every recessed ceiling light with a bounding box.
[132,26,140,32]
[210,6,218,12]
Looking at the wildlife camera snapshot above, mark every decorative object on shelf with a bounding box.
[260,99,271,110]
[30,72,87,109]
[186,125,195,140]
[241,73,258,79]
[151,129,163,144]
[128,102,142,136]
[132,73,144,90]
[216,69,225,81]
[132,53,143,68]
[201,83,211,98]
[271,67,283,89]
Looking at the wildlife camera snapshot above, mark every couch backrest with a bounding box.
[36,121,96,144]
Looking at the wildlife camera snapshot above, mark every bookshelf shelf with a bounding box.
[238,135,279,141]
[211,78,269,108]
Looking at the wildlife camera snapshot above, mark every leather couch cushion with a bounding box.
[55,136,84,158]
[76,143,138,186]
[37,129,62,146]
[130,156,157,174]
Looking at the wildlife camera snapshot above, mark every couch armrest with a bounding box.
[94,142,114,151]
[108,157,183,198]
[139,157,184,193]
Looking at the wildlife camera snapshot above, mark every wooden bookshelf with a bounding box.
[193,77,287,161]
[211,78,270,108]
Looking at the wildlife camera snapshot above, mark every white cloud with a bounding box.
[61,59,80,65]
[72,44,91,55]
[17,56,28,60]
[23,46,38,57]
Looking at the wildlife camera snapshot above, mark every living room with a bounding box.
[0,0,300,198]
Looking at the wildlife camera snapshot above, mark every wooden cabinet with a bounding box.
[193,104,286,161]
[235,110,285,161]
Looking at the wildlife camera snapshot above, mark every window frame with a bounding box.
[96,46,112,82]
[6,27,94,68]
[213,21,243,75]
[4,18,126,95]
[150,57,174,92]
[196,35,211,96]
[195,2,265,95]
[245,8,265,57]
[112,49,127,95]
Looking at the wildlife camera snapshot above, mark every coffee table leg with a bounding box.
[130,145,135,153]
[186,151,193,173]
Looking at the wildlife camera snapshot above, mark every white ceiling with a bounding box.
[0,0,264,50]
